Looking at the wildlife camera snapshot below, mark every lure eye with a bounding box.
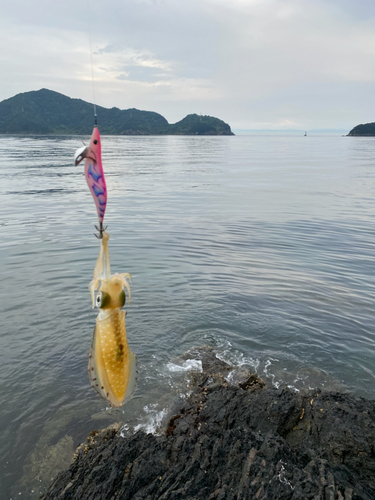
[93,139,98,145]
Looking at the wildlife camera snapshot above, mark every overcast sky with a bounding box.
[1,0,375,130]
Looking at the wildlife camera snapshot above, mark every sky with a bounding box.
[1,0,375,131]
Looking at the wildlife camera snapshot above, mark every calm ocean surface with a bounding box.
[1,133,375,498]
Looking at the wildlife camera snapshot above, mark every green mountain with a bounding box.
[0,89,234,136]
[168,113,233,135]
[347,122,375,136]
[348,123,375,137]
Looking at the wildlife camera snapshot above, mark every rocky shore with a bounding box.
[43,347,375,500]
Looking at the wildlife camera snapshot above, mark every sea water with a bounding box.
[1,133,375,498]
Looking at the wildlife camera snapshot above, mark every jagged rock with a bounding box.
[42,347,375,500]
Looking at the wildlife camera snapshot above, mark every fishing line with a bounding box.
[87,3,97,125]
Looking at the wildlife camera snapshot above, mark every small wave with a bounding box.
[166,359,203,373]
[130,405,169,435]
[6,188,72,195]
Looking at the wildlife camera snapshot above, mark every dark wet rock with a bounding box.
[43,348,375,500]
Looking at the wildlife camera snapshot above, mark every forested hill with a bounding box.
[0,89,234,136]
[347,122,375,136]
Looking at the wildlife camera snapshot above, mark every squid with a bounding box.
[88,231,137,407]
[75,126,137,407]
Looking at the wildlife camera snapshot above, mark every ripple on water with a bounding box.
[1,135,375,498]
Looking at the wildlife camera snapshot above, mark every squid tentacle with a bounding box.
[112,273,132,302]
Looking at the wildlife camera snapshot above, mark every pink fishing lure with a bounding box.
[74,126,107,223]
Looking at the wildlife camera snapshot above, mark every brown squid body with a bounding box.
[88,232,137,407]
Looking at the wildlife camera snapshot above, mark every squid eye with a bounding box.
[119,290,126,308]
[96,291,111,308]
[96,293,102,307]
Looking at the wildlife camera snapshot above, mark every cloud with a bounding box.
[93,45,173,83]
[1,0,375,128]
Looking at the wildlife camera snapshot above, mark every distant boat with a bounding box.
[304,131,307,136]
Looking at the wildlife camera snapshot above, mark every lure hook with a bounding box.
[94,222,108,239]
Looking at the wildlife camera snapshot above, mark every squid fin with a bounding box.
[122,349,138,405]
[88,326,119,405]
[88,326,138,407]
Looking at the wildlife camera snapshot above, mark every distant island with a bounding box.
[0,89,234,136]
[347,122,375,136]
